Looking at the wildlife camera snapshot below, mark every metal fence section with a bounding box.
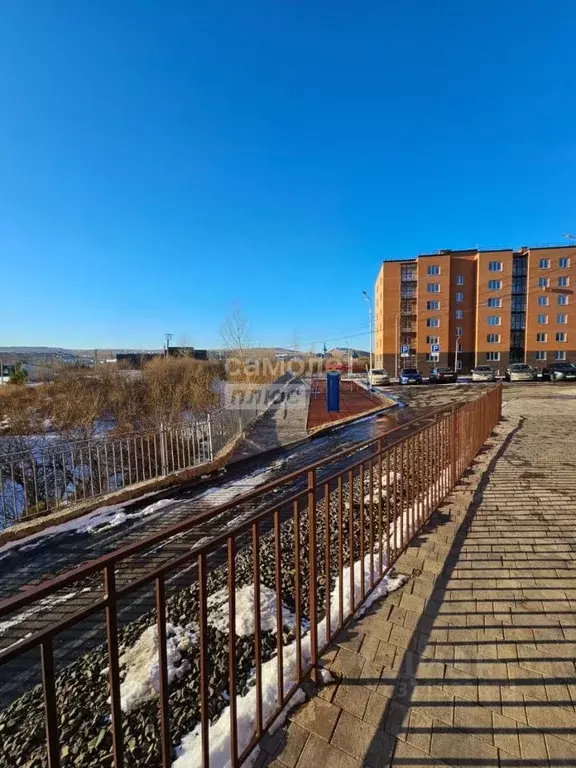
[0,382,283,528]
[0,384,502,768]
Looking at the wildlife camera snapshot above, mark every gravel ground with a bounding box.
[0,460,414,768]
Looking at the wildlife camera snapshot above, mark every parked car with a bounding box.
[541,362,576,381]
[368,368,390,386]
[505,363,537,382]
[428,367,457,384]
[471,365,496,382]
[399,368,423,385]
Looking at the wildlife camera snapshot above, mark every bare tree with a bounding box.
[221,304,253,381]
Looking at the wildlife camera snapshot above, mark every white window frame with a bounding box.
[486,334,501,343]
[556,332,567,342]
[426,282,440,293]
[538,277,550,288]
[455,292,464,303]
[557,313,568,324]
[538,295,549,306]
[486,351,500,361]
[487,316,501,326]
[427,264,441,276]
[558,276,569,287]
[487,297,502,308]
[456,327,462,337]
[456,359,462,370]
[537,314,548,325]
[558,295,569,306]
[456,275,464,285]
[535,351,547,361]
[488,280,502,291]
[488,261,503,272]
[455,309,463,319]
[536,332,547,343]
[560,257,570,268]
[425,335,439,345]
[556,350,567,361]
[426,300,439,310]
[426,317,440,327]
[539,258,550,269]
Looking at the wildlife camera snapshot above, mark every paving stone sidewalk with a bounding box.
[257,393,576,767]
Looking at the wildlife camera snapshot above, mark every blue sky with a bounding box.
[2,0,576,350]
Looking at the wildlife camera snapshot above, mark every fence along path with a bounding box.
[0,384,501,768]
[0,379,287,529]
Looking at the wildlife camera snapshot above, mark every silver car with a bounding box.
[471,365,496,382]
[505,363,536,382]
[368,368,390,386]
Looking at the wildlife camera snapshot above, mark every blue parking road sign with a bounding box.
[431,343,440,353]
[400,345,410,357]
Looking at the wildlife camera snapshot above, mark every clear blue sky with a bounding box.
[2,1,576,350]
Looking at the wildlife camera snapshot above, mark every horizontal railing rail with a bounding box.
[0,384,502,768]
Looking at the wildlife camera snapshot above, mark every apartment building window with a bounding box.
[425,353,440,362]
[560,257,570,268]
[535,351,547,361]
[455,292,464,303]
[558,295,569,306]
[558,276,569,287]
[427,283,440,293]
[539,258,550,269]
[427,264,440,276]
[487,316,501,326]
[488,261,503,272]
[455,309,463,319]
[537,314,548,324]
[557,313,568,324]
[487,297,501,308]
[426,317,440,327]
[456,275,464,285]
[486,352,500,361]
[536,332,547,342]
[538,295,549,306]
[538,277,550,288]
[456,327,462,336]
[456,359,462,370]
[556,332,567,342]
[556,351,567,361]
[488,280,502,290]
[425,335,439,344]
[487,334,501,343]
[426,300,439,310]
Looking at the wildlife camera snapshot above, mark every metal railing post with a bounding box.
[307,468,319,682]
[206,413,214,462]
[159,422,168,476]
[451,405,457,490]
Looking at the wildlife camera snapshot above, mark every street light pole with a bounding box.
[455,336,460,374]
[395,314,399,381]
[362,291,373,380]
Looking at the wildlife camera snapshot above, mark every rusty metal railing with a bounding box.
[0,384,502,768]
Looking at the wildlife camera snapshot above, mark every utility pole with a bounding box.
[164,332,173,358]
[362,291,373,379]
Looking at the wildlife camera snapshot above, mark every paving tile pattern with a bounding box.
[256,393,576,767]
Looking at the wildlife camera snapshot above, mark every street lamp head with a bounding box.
[362,290,371,303]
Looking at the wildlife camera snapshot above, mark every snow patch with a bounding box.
[120,623,197,713]
[196,468,273,509]
[174,562,405,768]
[0,497,177,557]
[207,583,296,637]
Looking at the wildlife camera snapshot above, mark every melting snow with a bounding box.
[120,623,197,713]
[207,583,296,637]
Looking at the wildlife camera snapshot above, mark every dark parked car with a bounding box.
[429,367,457,384]
[541,362,576,381]
[399,368,423,385]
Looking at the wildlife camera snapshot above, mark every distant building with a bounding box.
[374,244,576,374]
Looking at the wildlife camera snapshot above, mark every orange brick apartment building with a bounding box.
[374,245,576,375]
